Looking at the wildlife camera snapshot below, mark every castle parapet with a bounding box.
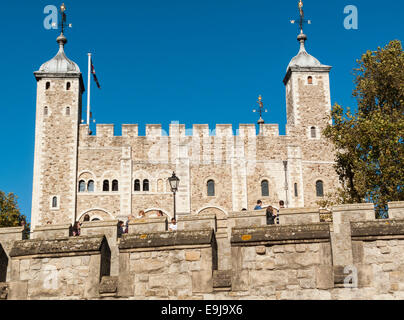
[228,210,266,230]
[31,223,72,240]
[146,124,162,137]
[238,124,256,137]
[8,235,110,299]
[278,207,320,225]
[128,217,168,234]
[215,124,233,137]
[177,214,217,232]
[122,124,139,137]
[169,123,186,137]
[96,124,114,137]
[261,124,279,136]
[388,201,404,220]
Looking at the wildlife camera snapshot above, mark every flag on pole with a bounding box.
[91,59,101,89]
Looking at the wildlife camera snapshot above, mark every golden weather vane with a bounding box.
[253,95,267,125]
[52,3,72,34]
[291,0,311,33]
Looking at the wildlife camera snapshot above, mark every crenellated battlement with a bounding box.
[79,123,283,139]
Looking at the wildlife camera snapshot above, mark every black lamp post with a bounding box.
[168,172,180,220]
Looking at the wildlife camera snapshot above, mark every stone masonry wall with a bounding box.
[4,202,404,300]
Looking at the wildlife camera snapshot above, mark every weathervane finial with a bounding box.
[253,95,267,127]
[291,0,311,34]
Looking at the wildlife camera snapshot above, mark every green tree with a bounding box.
[324,40,404,217]
[0,191,27,227]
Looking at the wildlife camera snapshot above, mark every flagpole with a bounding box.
[87,52,92,134]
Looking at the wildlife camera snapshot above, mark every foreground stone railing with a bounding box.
[388,202,404,220]
[31,223,72,240]
[118,229,217,299]
[278,207,320,225]
[3,201,404,299]
[6,235,110,300]
[177,214,216,232]
[128,217,167,234]
[0,227,24,283]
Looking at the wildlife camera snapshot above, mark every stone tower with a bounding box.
[283,31,336,207]
[31,33,84,228]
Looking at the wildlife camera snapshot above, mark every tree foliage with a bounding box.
[0,190,27,227]
[324,40,404,216]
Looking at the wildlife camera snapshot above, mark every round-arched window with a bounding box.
[316,180,324,197]
[207,180,215,197]
[261,180,269,197]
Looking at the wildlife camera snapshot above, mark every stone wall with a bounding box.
[2,202,404,300]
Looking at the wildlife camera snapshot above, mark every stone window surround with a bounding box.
[315,179,325,198]
[307,125,321,140]
[50,195,60,210]
[260,178,270,198]
[205,178,216,198]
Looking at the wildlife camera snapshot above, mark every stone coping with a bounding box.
[178,214,216,221]
[351,219,404,238]
[119,229,215,250]
[33,223,72,232]
[231,223,331,245]
[388,202,404,209]
[81,220,118,228]
[128,217,167,225]
[0,227,24,235]
[332,203,375,212]
[278,207,320,215]
[229,210,266,218]
[9,235,107,258]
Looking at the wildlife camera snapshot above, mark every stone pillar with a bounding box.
[176,145,191,215]
[330,203,375,287]
[119,146,132,220]
[388,202,404,220]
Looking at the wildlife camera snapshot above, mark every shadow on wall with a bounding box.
[0,243,8,282]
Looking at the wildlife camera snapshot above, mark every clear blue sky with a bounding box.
[0,0,402,223]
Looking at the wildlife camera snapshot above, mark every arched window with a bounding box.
[143,179,149,192]
[78,180,86,192]
[207,180,215,197]
[294,183,298,197]
[311,126,317,139]
[44,106,48,116]
[134,179,140,191]
[112,180,119,192]
[103,180,109,192]
[91,218,100,222]
[316,180,324,197]
[66,107,70,116]
[52,196,58,208]
[66,82,71,90]
[308,76,313,84]
[46,82,50,90]
[261,180,269,197]
[87,180,94,192]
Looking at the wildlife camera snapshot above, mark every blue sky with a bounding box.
[0,0,402,223]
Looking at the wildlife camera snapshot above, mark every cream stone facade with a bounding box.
[30,29,339,229]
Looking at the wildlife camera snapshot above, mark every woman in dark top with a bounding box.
[266,206,277,225]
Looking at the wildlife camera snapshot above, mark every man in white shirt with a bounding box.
[169,218,177,231]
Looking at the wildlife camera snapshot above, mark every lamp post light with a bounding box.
[168,172,180,221]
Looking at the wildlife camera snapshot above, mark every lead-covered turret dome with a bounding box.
[38,33,80,73]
